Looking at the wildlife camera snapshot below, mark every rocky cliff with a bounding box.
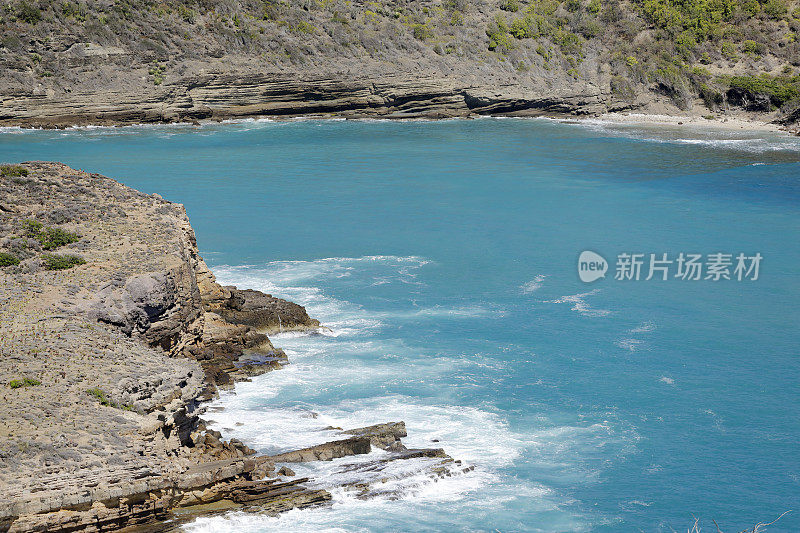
[1,0,799,128]
[0,162,465,532]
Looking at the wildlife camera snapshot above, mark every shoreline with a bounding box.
[0,162,465,532]
[590,112,799,135]
[1,111,798,139]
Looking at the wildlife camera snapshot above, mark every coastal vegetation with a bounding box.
[0,252,21,267]
[42,253,86,270]
[9,378,40,389]
[1,165,28,178]
[23,220,80,250]
[0,209,86,271]
[86,387,133,410]
[0,0,798,119]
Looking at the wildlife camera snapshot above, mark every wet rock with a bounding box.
[277,466,296,477]
[268,437,372,463]
[217,287,320,333]
[342,421,407,450]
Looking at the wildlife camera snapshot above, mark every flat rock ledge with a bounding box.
[0,162,460,532]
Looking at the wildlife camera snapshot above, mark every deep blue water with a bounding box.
[2,118,799,532]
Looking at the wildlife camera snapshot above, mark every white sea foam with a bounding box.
[615,338,643,351]
[212,256,499,337]
[546,289,611,317]
[521,274,547,294]
[184,477,580,533]
[566,116,800,153]
[193,386,603,532]
[629,321,656,334]
[187,257,630,531]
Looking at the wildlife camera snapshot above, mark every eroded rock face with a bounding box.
[0,162,464,531]
[0,72,619,129]
[217,287,320,333]
[0,162,329,531]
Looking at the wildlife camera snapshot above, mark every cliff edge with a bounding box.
[0,162,466,532]
[0,161,324,531]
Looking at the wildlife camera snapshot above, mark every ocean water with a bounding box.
[1,118,799,532]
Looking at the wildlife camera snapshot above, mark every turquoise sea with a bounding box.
[1,118,798,532]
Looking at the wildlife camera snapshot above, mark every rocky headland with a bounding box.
[0,162,465,532]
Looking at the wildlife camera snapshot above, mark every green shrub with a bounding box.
[23,220,80,250]
[42,253,86,270]
[700,83,724,109]
[565,0,582,12]
[148,63,165,85]
[87,387,113,406]
[412,23,433,40]
[9,378,41,389]
[638,0,739,43]
[578,18,603,38]
[721,73,800,108]
[510,17,533,38]
[536,45,551,62]
[291,20,316,34]
[762,0,787,19]
[557,31,583,55]
[17,2,42,24]
[721,41,738,61]
[0,252,20,267]
[741,0,760,16]
[652,62,692,109]
[587,0,601,14]
[86,387,132,410]
[62,1,87,21]
[743,40,765,56]
[0,165,28,177]
[500,0,520,12]
[531,0,559,16]
[177,4,195,22]
[486,16,515,51]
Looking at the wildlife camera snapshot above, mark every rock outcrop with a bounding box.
[0,162,464,532]
[0,73,614,129]
[0,162,325,531]
[216,286,320,333]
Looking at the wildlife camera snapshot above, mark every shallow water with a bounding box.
[2,118,799,532]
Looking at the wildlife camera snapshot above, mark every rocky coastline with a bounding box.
[2,70,797,135]
[0,71,622,129]
[2,71,798,135]
[0,162,465,532]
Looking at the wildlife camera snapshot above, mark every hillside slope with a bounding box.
[1,0,799,126]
